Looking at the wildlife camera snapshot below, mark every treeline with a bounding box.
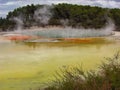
[0,3,120,31]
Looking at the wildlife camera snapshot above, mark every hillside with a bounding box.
[0,3,120,31]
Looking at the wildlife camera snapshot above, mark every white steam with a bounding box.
[13,17,23,32]
[60,19,69,27]
[34,5,52,25]
[24,20,115,38]
[10,5,115,38]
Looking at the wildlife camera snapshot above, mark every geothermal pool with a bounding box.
[0,36,120,90]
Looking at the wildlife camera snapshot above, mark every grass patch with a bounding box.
[41,52,120,90]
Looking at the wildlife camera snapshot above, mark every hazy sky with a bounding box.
[0,0,120,18]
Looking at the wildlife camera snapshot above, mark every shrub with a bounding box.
[43,52,120,90]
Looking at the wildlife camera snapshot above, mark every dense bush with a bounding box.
[0,3,120,31]
[52,4,107,29]
[43,53,120,90]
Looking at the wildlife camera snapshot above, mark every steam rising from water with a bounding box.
[13,17,23,31]
[23,20,115,38]
[11,6,52,32]
[34,5,52,25]
[12,5,115,38]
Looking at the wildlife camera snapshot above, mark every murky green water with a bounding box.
[0,38,120,90]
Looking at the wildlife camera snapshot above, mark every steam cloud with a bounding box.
[34,5,52,25]
[60,19,69,27]
[11,5,115,38]
[12,6,52,32]
[23,19,115,38]
[13,17,23,32]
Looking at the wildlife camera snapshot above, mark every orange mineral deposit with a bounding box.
[5,35,32,41]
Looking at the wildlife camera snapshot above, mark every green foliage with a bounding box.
[0,3,120,31]
[109,8,120,31]
[0,18,15,31]
[52,4,107,28]
[6,4,43,28]
[44,53,120,90]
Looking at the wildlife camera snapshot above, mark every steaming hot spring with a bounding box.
[1,5,115,42]
[0,21,119,90]
[2,24,114,42]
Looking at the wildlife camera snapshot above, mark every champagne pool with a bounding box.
[0,31,120,90]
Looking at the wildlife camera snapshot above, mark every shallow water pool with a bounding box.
[0,38,120,90]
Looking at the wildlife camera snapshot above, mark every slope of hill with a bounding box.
[0,3,120,31]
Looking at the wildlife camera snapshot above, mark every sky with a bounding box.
[0,0,120,18]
